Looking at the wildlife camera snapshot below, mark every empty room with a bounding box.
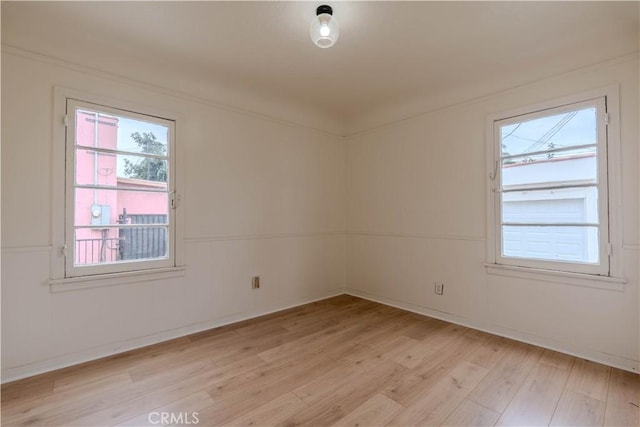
[1,1,639,426]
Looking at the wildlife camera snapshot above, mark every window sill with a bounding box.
[49,266,186,293]
[485,263,626,292]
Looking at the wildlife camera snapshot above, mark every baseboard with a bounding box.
[346,287,640,374]
[1,289,344,384]
[5,286,636,383]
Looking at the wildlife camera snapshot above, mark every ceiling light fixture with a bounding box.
[310,5,339,48]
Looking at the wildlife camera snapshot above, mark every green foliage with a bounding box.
[122,132,167,182]
[502,143,516,165]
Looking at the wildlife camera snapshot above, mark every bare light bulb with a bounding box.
[320,23,331,37]
[310,5,339,48]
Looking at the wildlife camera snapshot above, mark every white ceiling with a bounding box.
[2,1,639,131]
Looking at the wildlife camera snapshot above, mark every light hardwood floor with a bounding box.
[1,295,638,426]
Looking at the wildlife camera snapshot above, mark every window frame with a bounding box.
[50,87,183,284]
[65,99,176,277]
[486,87,623,280]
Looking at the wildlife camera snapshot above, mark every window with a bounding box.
[490,96,610,276]
[65,99,176,277]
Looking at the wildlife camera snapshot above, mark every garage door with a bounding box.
[502,198,590,262]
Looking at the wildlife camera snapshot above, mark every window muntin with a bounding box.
[494,98,609,275]
[65,99,175,277]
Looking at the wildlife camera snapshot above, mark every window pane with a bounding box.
[75,109,168,156]
[500,107,596,157]
[74,226,168,266]
[502,225,599,263]
[75,149,168,187]
[68,100,174,276]
[502,187,599,225]
[118,154,168,184]
[501,147,597,188]
[74,188,168,227]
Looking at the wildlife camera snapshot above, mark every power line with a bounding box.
[504,111,578,153]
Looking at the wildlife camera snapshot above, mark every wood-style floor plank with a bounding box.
[564,358,611,401]
[467,341,544,413]
[281,360,407,427]
[0,376,55,408]
[50,355,265,426]
[386,360,489,426]
[222,392,307,427]
[1,295,637,427]
[549,358,611,426]
[382,327,486,407]
[116,391,214,427]
[495,360,573,426]
[603,368,640,427]
[441,399,501,427]
[332,393,404,427]
[464,335,513,371]
[550,389,605,426]
[200,354,336,425]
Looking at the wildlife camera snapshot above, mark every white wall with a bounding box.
[1,49,346,382]
[346,56,640,372]
[2,46,638,382]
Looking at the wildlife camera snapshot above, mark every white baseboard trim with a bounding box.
[345,287,640,374]
[5,287,636,383]
[1,289,344,384]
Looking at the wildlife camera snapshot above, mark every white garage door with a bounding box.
[502,198,589,262]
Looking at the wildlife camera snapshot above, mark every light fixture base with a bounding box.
[316,5,333,16]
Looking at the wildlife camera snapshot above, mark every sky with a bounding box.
[115,116,169,177]
[500,106,597,160]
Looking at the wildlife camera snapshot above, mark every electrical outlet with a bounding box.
[434,282,444,295]
[252,276,260,289]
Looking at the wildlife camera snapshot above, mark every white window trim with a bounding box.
[495,97,609,275]
[50,86,185,287]
[49,266,186,293]
[485,85,625,288]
